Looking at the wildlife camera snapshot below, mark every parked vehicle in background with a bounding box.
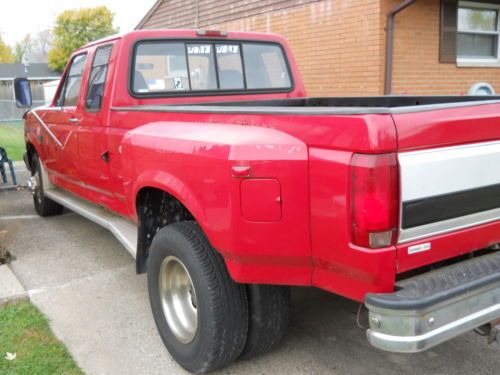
[16,29,500,373]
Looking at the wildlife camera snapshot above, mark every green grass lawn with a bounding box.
[0,122,24,161]
[0,302,83,375]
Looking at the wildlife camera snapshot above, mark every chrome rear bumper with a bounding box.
[365,251,500,352]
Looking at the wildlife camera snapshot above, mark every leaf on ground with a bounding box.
[0,246,14,264]
[5,352,16,361]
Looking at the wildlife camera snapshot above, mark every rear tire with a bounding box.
[147,221,248,373]
[240,284,291,359]
[31,154,63,217]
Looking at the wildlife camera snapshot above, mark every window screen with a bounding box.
[85,44,113,111]
[132,41,291,94]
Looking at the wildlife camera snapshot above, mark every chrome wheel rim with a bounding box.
[27,176,37,196]
[159,256,198,343]
[33,170,42,204]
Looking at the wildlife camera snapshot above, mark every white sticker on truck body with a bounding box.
[408,242,431,255]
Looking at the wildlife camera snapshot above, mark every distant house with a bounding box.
[0,63,60,121]
[136,0,500,96]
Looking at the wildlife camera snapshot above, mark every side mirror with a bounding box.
[14,77,32,108]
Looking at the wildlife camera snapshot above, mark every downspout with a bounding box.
[195,0,200,28]
[384,0,417,95]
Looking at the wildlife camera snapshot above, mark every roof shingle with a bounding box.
[0,63,60,79]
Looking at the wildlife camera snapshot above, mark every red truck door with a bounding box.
[42,53,88,184]
[75,44,116,206]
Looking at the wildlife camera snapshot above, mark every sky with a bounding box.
[0,0,158,46]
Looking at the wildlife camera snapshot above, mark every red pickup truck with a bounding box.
[15,29,500,373]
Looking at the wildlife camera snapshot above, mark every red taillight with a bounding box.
[350,153,398,248]
[196,29,228,37]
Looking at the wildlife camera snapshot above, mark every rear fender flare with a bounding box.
[132,170,211,239]
[131,170,209,233]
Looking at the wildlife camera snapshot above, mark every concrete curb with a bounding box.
[0,265,28,306]
[0,186,24,192]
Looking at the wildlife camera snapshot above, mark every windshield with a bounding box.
[131,40,292,95]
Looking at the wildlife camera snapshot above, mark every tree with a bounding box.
[13,38,26,63]
[14,35,30,63]
[48,6,118,72]
[15,30,53,63]
[0,33,14,63]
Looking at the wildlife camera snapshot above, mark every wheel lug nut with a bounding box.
[370,316,381,327]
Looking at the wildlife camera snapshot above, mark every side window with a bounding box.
[59,54,88,107]
[85,45,113,111]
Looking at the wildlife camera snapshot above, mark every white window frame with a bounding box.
[457,1,500,67]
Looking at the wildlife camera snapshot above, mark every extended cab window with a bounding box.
[59,54,88,107]
[85,44,113,111]
[132,40,291,95]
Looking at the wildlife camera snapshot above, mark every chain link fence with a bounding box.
[0,100,46,122]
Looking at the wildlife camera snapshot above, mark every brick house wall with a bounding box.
[137,0,500,96]
[208,0,385,96]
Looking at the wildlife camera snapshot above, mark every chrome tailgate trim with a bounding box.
[398,140,500,243]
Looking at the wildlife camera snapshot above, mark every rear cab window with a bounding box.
[131,40,292,96]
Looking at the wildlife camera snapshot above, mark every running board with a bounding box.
[45,188,137,258]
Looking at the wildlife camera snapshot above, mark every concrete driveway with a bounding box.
[1,164,499,374]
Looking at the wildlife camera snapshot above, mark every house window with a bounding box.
[457,1,500,64]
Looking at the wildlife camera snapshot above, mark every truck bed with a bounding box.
[113,96,500,115]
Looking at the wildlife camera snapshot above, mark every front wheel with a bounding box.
[30,154,63,217]
[147,222,248,373]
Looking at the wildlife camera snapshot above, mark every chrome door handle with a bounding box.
[68,118,79,124]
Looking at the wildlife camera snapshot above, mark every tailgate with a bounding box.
[393,102,500,272]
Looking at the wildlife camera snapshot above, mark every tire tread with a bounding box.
[240,284,290,359]
[148,221,248,373]
[32,154,63,217]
